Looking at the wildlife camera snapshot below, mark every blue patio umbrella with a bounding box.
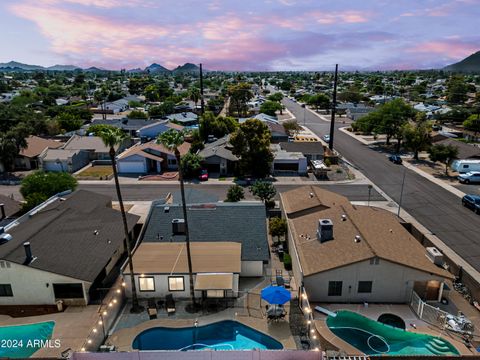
[261,285,291,305]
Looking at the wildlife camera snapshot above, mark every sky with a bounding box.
[0,0,479,71]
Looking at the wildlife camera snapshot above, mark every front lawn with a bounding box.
[76,166,113,179]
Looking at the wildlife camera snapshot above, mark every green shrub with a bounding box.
[283,253,292,271]
[324,158,332,167]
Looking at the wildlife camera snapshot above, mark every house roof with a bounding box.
[0,190,139,282]
[281,186,453,279]
[117,140,190,161]
[41,148,83,161]
[434,138,480,159]
[124,242,241,274]
[138,120,184,132]
[166,112,198,123]
[63,135,113,153]
[279,142,324,155]
[142,201,269,262]
[19,136,63,158]
[91,119,160,131]
[0,194,21,227]
[198,136,238,161]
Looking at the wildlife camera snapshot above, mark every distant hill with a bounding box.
[444,51,480,73]
[127,68,143,73]
[84,66,106,72]
[145,63,170,73]
[173,63,200,73]
[0,61,45,71]
[47,64,80,71]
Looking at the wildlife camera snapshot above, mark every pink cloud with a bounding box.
[312,10,371,24]
[407,40,478,58]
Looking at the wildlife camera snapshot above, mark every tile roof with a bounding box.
[125,242,241,274]
[0,190,139,282]
[19,136,63,158]
[281,186,453,279]
[142,201,269,262]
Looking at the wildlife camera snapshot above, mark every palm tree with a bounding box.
[96,126,143,313]
[157,129,196,306]
[189,87,200,111]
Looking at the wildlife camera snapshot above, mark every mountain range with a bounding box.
[0,60,201,73]
[444,51,480,73]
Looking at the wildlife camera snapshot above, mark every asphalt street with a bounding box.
[76,183,384,202]
[283,98,480,273]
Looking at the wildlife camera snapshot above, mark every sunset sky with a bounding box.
[1,0,479,71]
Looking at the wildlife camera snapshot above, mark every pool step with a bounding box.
[428,339,451,352]
[424,343,449,355]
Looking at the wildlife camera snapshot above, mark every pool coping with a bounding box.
[107,317,296,351]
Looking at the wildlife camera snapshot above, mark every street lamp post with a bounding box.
[397,167,407,218]
[367,184,373,207]
[301,104,306,125]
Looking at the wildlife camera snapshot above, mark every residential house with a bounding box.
[434,138,480,160]
[63,135,128,161]
[140,201,269,278]
[137,120,184,140]
[166,112,198,127]
[15,136,63,170]
[279,142,324,162]
[197,136,239,175]
[0,190,139,307]
[39,148,90,173]
[122,242,241,300]
[271,144,308,175]
[90,119,160,137]
[116,140,190,174]
[239,114,289,143]
[346,107,375,121]
[280,186,453,303]
[0,195,21,228]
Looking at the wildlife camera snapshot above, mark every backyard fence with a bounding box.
[410,291,448,328]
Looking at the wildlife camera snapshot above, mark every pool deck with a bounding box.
[312,303,477,356]
[0,304,102,358]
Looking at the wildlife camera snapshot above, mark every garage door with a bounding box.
[274,162,299,171]
[117,161,145,173]
[206,163,220,173]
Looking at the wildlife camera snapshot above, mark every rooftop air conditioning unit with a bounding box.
[426,247,443,266]
[317,219,333,243]
[172,218,186,235]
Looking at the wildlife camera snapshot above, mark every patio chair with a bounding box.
[166,294,176,314]
[147,298,157,319]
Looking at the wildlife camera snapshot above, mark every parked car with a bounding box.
[388,155,403,164]
[458,172,480,184]
[198,169,209,181]
[462,194,480,214]
[322,134,330,142]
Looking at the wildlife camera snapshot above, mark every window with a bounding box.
[0,284,13,297]
[139,277,155,292]
[168,276,185,291]
[168,158,177,165]
[370,257,380,265]
[206,290,224,298]
[358,281,373,293]
[53,283,84,298]
[328,281,342,296]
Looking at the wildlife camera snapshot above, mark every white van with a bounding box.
[451,159,480,174]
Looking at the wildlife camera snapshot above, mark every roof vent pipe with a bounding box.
[24,242,33,264]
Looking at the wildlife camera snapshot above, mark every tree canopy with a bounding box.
[260,101,282,116]
[428,144,459,175]
[225,184,245,202]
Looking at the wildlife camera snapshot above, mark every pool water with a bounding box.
[0,321,55,358]
[132,320,283,351]
[327,311,459,356]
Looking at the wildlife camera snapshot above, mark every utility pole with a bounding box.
[397,167,407,218]
[199,63,205,115]
[328,64,338,150]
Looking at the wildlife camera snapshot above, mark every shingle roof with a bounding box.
[19,136,63,158]
[142,201,269,262]
[117,140,190,160]
[41,148,83,161]
[0,190,139,282]
[63,135,112,153]
[198,136,238,161]
[281,186,453,279]
[91,119,160,131]
[435,138,480,159]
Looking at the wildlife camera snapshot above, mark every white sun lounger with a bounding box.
[315,306,337,317]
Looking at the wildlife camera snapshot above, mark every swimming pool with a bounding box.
[327,311,459,356]
[0,321,55,358]
[132,320,283,351]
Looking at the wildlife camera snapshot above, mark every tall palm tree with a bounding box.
[157,129,196,306]
[96,126,142,313]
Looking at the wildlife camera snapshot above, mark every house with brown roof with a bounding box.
[280,186,453,303]
[122,242,241,300]
[15,136,63,170]
[116,140,190,174]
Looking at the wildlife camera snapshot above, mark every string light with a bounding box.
[103,311,107,316]
[314,347,320,351]
[307,320,311,325]
[113,299,117,304]
[304,307,311,313]
[108,302,113,307]
[98,320,103,325]
[122,282,126,287]
[310,329,315,333]
[312,335,317,339]
[81,347,86,352]
[87,339,92,344]
[302,293,307,299]
[116,289,121,293]
[92,328,97,333]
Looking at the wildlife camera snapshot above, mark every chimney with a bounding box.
[0,204,5,220]
[317,219,334,243]
[23,242,33,264]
